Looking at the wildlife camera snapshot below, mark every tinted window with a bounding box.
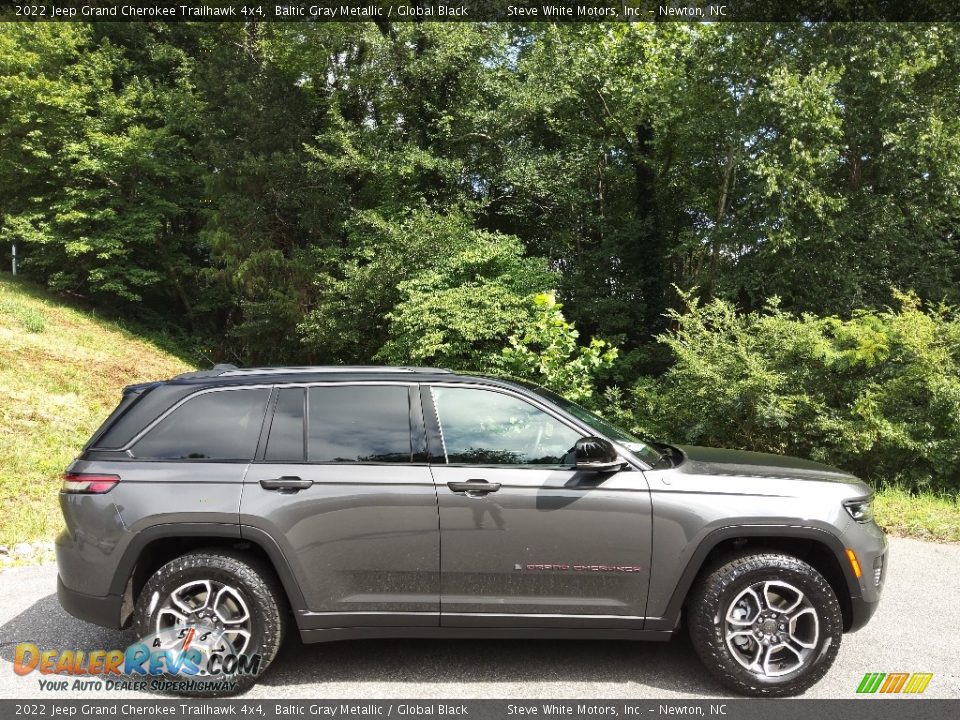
[307,386,411,463]
[265,388,305,462]
[431,386,581,466]
[132,388,270,461]
[515,380,664,466]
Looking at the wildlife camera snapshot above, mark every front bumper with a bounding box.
[845,528,888,633]
[57,575,123,629]
[848,592,881,632]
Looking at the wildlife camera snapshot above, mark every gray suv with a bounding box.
[56,366,887,696]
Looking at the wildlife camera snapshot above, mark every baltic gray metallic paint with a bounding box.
[55,369,887,643]
[240,463,440,622]
[433,464,651,624]
[57,459,244,597]
[421,381,653,624]
[640,445,886,623]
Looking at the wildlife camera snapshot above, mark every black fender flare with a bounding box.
[646,524,860,632]
[109,522,307,612]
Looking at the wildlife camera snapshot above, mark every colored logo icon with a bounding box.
[857,672,933,694]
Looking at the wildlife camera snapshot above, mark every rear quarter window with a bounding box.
[131,388,271,461]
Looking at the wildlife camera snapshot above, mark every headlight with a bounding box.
[844,497,874,523]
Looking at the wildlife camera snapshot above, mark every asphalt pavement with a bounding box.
[0,537,957,699]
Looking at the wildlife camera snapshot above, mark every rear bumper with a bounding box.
[57,575,123,629]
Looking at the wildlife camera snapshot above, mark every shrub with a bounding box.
[618,290,960,493]
[497,293,618,403]
[383,284,618,406]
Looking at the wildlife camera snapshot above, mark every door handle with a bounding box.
[447,480,501,496]
[260,476,313,492]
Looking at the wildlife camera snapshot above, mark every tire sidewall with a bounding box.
[133,553,282,696]
[691,554,844,696]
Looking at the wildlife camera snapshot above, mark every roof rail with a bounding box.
[216,365,453,377]
[171,364,239,380]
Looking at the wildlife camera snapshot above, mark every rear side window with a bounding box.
[307,386,411,463]
[132,388,270,461]
[264,388,306,462]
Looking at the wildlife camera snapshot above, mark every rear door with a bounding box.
[425,383,653,628]
[241,382,440,628]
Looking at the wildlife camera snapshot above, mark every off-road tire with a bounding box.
[134,550,285,696]
[688,552,843,697]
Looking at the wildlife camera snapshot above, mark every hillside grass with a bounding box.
[874,487,960,543]
[0,275,194,549]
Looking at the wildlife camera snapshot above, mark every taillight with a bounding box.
[61,472,120,494]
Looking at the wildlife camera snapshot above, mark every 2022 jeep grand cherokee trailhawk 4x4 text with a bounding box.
[56,365,887,696]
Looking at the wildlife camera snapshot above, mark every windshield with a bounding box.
[512,380,665,467]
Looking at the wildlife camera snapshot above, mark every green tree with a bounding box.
[499,292,619,403]
[4,20,960,378]
[302,209,554,366]
[0,24,204,318]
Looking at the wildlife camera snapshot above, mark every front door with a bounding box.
[425,384,653,628]
[241,383,439,628]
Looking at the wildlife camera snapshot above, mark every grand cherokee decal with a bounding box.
[516,563,644,573]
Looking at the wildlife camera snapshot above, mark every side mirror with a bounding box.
[574,437,624,473]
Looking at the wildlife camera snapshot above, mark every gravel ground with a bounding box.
[0,537,957,699]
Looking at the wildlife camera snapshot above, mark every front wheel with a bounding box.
[133,550,285,696]
[687,553,843,697]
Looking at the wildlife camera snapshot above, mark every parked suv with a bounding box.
[57,366,886,696]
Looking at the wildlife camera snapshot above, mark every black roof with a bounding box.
[166,365,490,387]
[93,367,547,453]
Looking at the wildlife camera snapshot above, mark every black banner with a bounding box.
[2,700,960,720]
[2,0,960,23]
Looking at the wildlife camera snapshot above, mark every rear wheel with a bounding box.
[134,551,285,696]
[688,553,843,697]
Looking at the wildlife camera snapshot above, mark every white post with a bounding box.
[10,243,16,275]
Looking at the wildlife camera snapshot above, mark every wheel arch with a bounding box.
[648,525,860,633]
[111,523,307,627]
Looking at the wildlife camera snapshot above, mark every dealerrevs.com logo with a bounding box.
[856,672,934,694]
[13,625,261,694]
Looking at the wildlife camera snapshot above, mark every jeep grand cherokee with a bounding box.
[56,365,887,696]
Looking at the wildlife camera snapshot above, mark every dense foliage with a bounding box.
[609,292,960,492]
[3,21,960,491]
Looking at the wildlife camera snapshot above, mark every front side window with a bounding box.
[431,386,581,466]
[307,385,412,463]
[132,388,270,460]
[514,380,664,466]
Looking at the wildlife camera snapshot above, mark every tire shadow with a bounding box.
[0,592,731,698]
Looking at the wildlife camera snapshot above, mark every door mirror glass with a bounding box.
[575,436,624,472]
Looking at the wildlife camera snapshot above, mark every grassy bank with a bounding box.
[874,487,960,543]
[0,275,193,550]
